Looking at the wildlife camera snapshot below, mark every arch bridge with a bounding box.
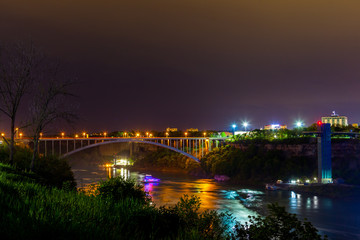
[28,137,228,162]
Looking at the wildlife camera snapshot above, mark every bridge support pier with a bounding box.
[317,123,332,183]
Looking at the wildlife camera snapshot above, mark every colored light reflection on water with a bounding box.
[72,165,360,239]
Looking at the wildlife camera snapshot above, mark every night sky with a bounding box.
[1,0,360,132]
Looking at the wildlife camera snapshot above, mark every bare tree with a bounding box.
[0,42,40,164]
[28,65,77,171]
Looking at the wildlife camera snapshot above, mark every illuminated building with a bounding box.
[264,124,287,130]
[166,127,178,132]
[321,111,348,127]
[186,128,198,132]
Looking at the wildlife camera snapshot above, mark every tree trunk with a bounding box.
[9,119,15,164]
[30,135,39,171]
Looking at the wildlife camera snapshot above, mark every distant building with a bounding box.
[234,131,248,135]
[264,124,287,130]
[166,127,178,132]
[186,128,198,132]
[352,123,359,128]
[217,131,232,137]
[321,111,348,127]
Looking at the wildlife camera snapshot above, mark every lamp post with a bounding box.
[185,132,188,137]
[232,124,237,136]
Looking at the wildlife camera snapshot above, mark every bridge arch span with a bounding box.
[61,139,200,162]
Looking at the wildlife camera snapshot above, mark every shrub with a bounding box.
[232,203,327,240]
[0,145,76,189]
[96,176,150,205]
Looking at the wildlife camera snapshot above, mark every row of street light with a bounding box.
[232,120,304,132]
[232,121,249,133]
[4,121,305,139]
[53,131,208,138]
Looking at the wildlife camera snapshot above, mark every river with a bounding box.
[72,164,360,240]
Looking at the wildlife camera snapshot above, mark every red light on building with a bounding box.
[317,121,323,126]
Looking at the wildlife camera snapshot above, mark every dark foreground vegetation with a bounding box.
[0,162,326,239]
[0,144,76,189]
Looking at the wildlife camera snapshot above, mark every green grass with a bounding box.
[0,163,228,240]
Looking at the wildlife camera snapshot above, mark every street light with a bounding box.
[1,133,4,137]
[243,122,249,131]
[232,124,237,135]
[82,132,86,138]
[185,132,188,137]
[61,132,65,138]
[75,134,79,138]
[166,132,169,137]
[104,132,107,137]
[203,132,206,137]
[146,132,149,137]
[296,121,303,128]
[19,133,23,138]
[124,132,127,137]
[40,132,43,138]
[136,133,140,137]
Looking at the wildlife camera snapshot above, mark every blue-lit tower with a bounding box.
[317,123,332,183]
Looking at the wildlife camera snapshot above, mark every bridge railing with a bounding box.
[23,137,228,161]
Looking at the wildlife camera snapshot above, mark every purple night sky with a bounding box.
[1,0,360,132]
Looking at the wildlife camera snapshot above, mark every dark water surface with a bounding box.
[72,165,360,240]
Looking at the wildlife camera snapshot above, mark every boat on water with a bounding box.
[265,184,279,191]
[142,175,160,183]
